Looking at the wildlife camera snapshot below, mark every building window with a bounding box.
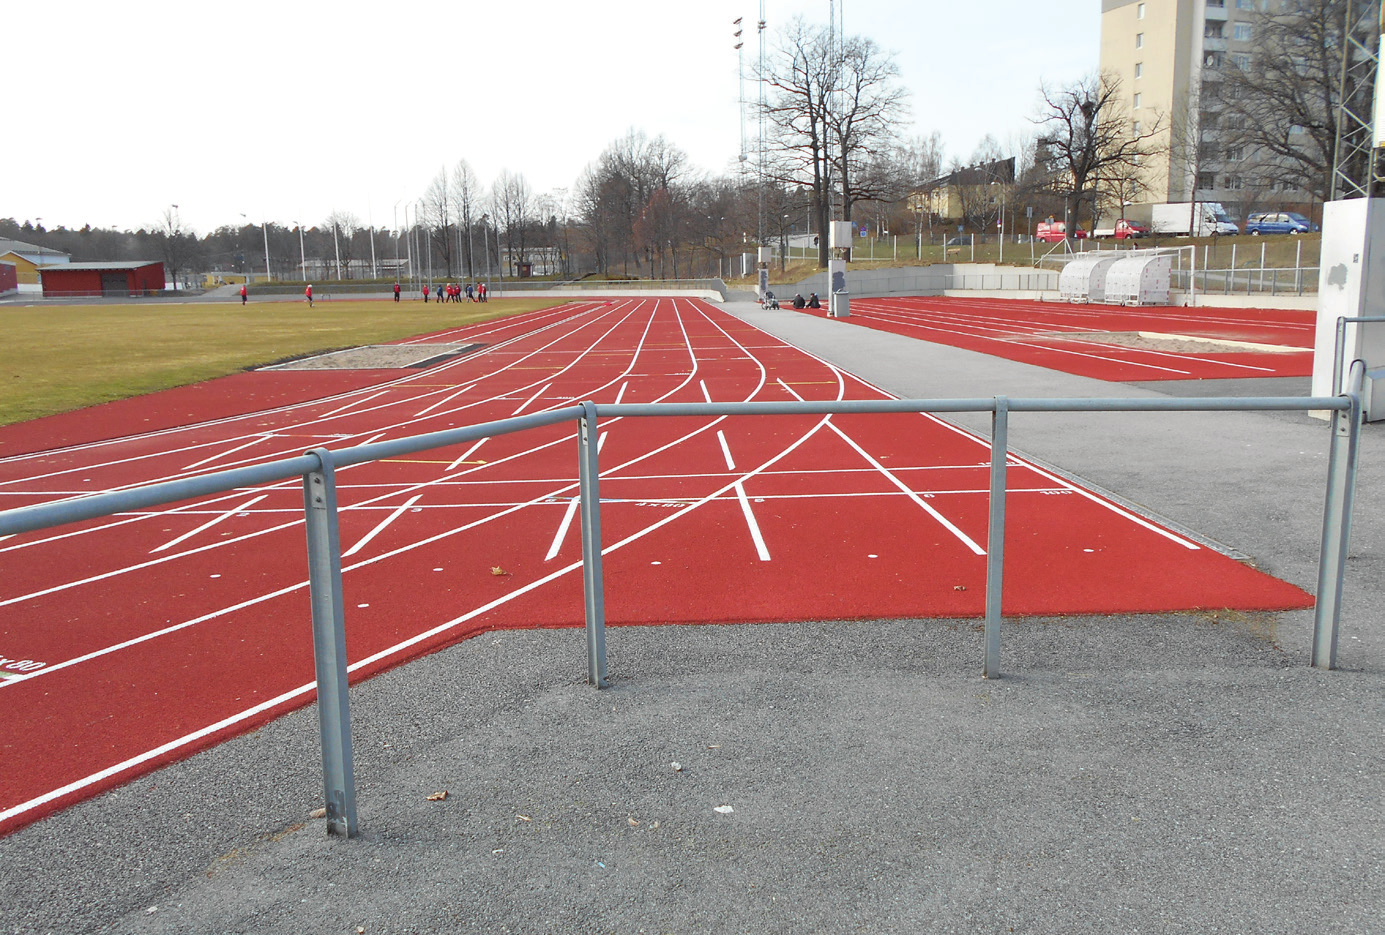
[1204,51,1224,68]
[1236,0,1254,8]
[1138,2,1146,17]
[1224,175,1244,190]
[1197,172,1217,190]
[1133,92,1142,109]
[1133,120,1142,134]
[1205,22,1224,38]
[1135,62,1143,78]
[1226,145,1244,160]
[1232,53,1252,69]
[1234,22,1252,40]
[1136,32,1144,48]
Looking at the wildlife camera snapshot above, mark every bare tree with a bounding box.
[491,170,533,276]
[324,211,360,278]
[451,159,482,277]
[763,18,837,267]
[152,207,198,290]
[421,169,456,278]
[1220,0,1373,202]
[829,35,910,238]
[1032,73,1164,234]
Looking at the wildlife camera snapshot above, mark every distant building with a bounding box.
[40,261,165,298]
[0,239,71,292]
[912,158,1016,224]
[0,261,17,297]
[1099,0,1313,221]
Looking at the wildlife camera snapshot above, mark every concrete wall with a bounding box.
[791,264,1058,299]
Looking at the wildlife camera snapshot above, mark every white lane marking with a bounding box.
[511,383,552,416]
[343,495,424,558]
[775,377,985,556]
[150,495,268,554]
[826,422,986,555]
[700,379,713,403]
[414,384,475,417]
[4,301,758,681]
[317,391,388,419]
[716,430,736,471]
[182,436,269,472]
[0,303,627,489]
[545,497,581,562]
[1018,460,1201,550]
[734,481,771,561]
[614,381,628,405]
[446,438,488,473]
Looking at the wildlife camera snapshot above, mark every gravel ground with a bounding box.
[2,299,1381,935]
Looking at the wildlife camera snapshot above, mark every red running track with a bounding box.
[0,298,1312,835]
[801,296,1315,381]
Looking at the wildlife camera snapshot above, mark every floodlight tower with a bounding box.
[734,17,746,170]
[758,1,767,248]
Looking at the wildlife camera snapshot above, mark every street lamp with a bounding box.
[240,213,273,282]
[293,221,306,281]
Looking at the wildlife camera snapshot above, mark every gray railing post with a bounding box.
[578,402,609,687]
[302,447,358,837]
[983,397,1009,679]
[1312,361,1364,670]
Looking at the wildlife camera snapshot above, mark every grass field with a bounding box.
[0,297,562,426]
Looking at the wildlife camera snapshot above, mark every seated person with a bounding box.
[792,293,806,308]
[807,292,821,308]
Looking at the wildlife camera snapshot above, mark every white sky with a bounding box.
[5,0,1098,236]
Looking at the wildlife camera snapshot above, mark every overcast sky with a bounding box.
[5,0,1098,236]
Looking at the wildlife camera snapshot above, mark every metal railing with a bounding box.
[0,365,1365,837]
[1172,266,1319,296]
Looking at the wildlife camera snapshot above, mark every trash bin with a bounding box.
[832,290,849,318]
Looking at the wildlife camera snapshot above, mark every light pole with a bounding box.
[331,218,342,280]
[393,200,402,282]
[293,221,306,281]
[262,219,272,282]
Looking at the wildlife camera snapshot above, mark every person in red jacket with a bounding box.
[392,281,401,303]
[239,284,247,306]
[305,284,313,307]
[423,284,430,302]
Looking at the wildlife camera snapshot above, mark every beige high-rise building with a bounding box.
[1100,0,1293,221]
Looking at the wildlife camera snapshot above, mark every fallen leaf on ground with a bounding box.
[516,814,532,822]
[953,585,967,591]
[491,566,508,576]
[628,816,640,826]
[309,807,327,819]
[426,791,449,801]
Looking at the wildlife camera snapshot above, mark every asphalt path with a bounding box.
[1,299,1381,935]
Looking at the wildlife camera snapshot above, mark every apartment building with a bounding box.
[1099,0,1311,223]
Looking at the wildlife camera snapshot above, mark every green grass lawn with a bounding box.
[0,297,564,426]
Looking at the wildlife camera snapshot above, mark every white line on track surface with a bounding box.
[734,481,772,561]
[150,495,268,554]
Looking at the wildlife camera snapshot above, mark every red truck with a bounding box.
[1035,220,1088,242]
[1091,218,1150,239]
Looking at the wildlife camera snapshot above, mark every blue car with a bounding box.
[1244,211,1318,235]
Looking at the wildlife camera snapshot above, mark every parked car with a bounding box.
[1244,211,1318,235]
[1034,220,1089,242]
[1091,218,1151,239]
[945,236,971,246]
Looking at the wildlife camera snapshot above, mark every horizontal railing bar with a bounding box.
[597,396,1348,419]
[0,393,1349,539]
[0,408,587,537]
[0,454,322,537]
